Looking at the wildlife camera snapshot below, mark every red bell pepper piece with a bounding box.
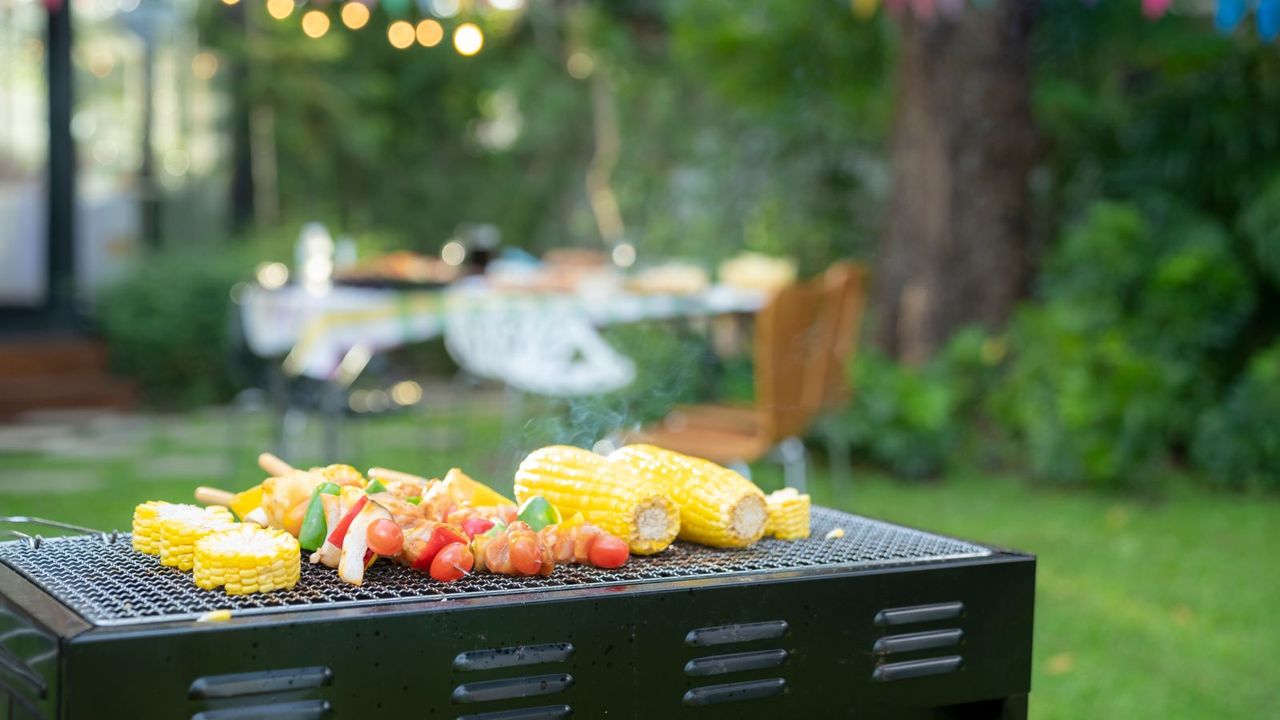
[326,495,369,549]
[410,524,469,572]
[461,517,495,539]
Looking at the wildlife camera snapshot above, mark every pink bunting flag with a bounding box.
[1142,0,1172,20]
[911,0,936,21]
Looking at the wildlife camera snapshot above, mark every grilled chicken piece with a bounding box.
[478,521,554,577]
[261,472,325,536]
[538,523,607,565]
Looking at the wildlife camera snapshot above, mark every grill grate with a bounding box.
[0,507,989,626]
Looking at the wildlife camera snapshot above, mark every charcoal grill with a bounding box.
[0,507,1034,719]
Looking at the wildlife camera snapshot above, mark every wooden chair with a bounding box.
[623,277,827,489]
[626,262,869,489]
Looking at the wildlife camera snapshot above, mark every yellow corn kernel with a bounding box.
[157,505,235,571]
[194,524,300,595]
[764,488,810,540]
[609,444,767,548]
[514,445,680,555]
[131,501,172,555]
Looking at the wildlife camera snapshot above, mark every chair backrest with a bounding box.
[753,280,825,441]
[808,261,869,412]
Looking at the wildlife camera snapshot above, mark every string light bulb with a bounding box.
[266,0,293,20]
[340,2,370,30]
[416,18,444,47]
[301,10,331,38]
[388,20,415,49]
[453,22,483,56]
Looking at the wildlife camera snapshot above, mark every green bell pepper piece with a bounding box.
[298,482,341,551]
[517,495,561,532]
[405,496,421,505]
[366,478,388,494]
[483,521,507,538]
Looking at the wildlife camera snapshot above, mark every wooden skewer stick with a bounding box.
[258,452,296,477]
[367,467,431,485]
[195,486,236,507]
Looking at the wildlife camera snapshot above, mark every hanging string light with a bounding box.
[417,19,445,47]
[301,9,330,38]
[453,22,483,56]
[387,19,416,49]
[341,2,371,30]
[260,0,524,54]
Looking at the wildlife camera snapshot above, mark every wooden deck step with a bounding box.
[0,336,135,420]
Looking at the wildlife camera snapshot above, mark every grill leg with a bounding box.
[937,695,1029,719]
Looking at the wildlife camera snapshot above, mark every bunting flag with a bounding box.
[853,0,882,20]
[1215,0,1249,31]
[1260,0,1280,40]
[1142,0,1173,20]
[845,0,1279,43]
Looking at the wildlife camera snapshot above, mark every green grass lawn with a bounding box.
[1,406,1276,719]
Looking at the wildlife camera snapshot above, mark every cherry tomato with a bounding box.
[588,535,629,569]
[366,518,404,556]
[461,517,495,538]
[429,542,474,582]
[509,535,543,576]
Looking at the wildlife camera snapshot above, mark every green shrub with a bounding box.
[1238,172,1280,289]
[837,347,966,480]
[992,305,1181,489]
[1136,215,1255,356]
[1040,201,1154,322]
[96,249,248,408]
[1191,342,1280,491]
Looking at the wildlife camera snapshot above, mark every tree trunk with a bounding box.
[874,0,1037,364]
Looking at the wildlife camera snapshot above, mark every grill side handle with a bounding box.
[0,517,121,550]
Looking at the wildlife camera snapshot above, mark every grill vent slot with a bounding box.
[684,649,788,677]
[454,643,574,672]
[456,706,572,720]
[451,673,574,704]
[682,678,787,706]
[685,620,788,647]
[873,629,963,656]
[874,601,964,627]
[872,655,963,682]
[188,666,332,699]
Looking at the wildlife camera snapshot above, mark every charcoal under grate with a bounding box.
[0,507,989,626]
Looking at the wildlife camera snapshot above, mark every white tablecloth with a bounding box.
[240,280,765,388]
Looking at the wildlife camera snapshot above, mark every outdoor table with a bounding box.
[239,279,767,385]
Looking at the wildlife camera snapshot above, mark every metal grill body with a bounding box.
[0,507,1034,719]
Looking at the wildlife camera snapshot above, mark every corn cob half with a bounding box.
[514,445,680,555]
[764,488,811,540]
[609,444,767,549]
[158,505,236,571]
[194,525,300,595]
[131,501,172,555]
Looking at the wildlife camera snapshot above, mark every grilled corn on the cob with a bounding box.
[514,445,680,555]
[131,501,172,555]
[158,505,236,571]
[764,487,810,540]
[609,444,767,549]
[194,525,300,595]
